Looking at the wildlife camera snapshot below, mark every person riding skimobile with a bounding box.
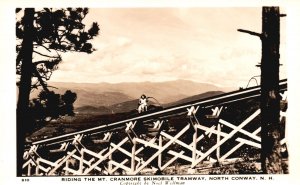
[138,94,148,113]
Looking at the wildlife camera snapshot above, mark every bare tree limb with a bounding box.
[237,29,262,38]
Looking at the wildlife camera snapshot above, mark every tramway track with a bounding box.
[31,79,287,147]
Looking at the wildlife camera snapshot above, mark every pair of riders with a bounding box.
[138,94,148,113]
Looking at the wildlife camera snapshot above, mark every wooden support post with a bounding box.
[79,149,84,174]
[35,160,39,176]
[65,160,69,175]
[158,135,162,169]
[27,163,31,176]
[192,126,197,167]
[216,123,221,161]
[108,146,112,173]
[131,139,136,173]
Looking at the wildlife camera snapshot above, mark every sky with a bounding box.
[46,7,287,88]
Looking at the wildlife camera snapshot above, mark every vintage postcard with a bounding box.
[1,0,300,185]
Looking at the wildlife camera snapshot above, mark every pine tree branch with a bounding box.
[33,60,50,65]
[34,44,51,52]
[32,66,50,93]
[33,50,60,58]
[48,86,58,89]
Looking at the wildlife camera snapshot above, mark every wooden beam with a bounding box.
[83,137,128,175]
[48,149,76,175]
[192,109,260,168]
[168,150,193,162]
[219,119,261,141]
[110,159,129,173]
[133,124,190,174]
[161,151,185,170]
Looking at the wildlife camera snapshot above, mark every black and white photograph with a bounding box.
[1,0,300,184]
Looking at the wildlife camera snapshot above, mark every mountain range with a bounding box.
[30,80,234,114]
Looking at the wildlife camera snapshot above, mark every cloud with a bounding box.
[50,7,286,88]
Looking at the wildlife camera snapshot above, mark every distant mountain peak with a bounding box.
[36,80,231,109]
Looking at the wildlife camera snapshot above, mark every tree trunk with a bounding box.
[16,8,34,176]
[260,7,282,174]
